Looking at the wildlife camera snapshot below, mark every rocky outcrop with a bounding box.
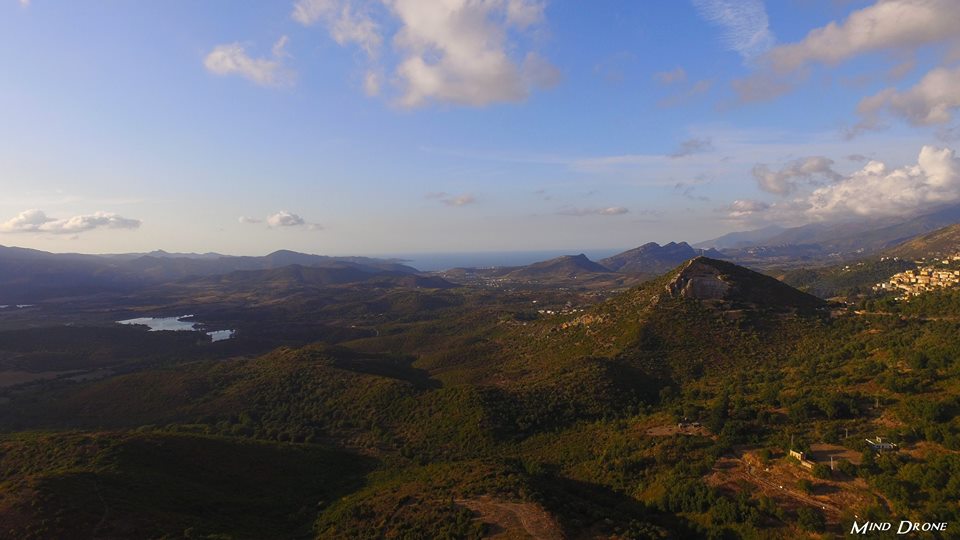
[665,256,825,311]
[667,259,732,300]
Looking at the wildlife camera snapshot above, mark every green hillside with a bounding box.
[4,257,960,537]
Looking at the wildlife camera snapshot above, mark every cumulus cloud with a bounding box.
[293,0,557,107]
[390,0,557,107]
[267,211,307,227]
[426,192,476,207]
[240,211,321,229]
[727,199,770,218]
[0,209,141,234]
[557,206,629,216]
[765,0,960,73]
[692,0,775,61]
[731,146,960,222]
[805,146,960,220]
[752,156,842,195]
[855,66,960,133]
[204,36,293,86]
[733,1,960,105]
[670,137,713,158]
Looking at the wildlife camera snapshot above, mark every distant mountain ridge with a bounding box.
[506,253,611,279]
[696,204,960,257]
[693,226,786,250]
[0,246,421,302]
[884,223,960,259]
[600,241,724,275]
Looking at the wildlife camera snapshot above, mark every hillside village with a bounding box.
[874,254,960,298]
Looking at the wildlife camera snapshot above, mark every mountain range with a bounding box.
[697,203,960,258]
[0,246,419,302]
[4,232,960,537]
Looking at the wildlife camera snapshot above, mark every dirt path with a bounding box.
[457,497,564,539]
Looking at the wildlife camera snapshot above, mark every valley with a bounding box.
[2,224,960,539]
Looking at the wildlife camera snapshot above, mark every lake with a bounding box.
[116,315,236,342]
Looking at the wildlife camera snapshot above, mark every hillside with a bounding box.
[184,264,449,291]
[668,257,826,311]
[5,253,960,537]
[884,223,960,260]
[505,253,611,279]
[0,431,371,539]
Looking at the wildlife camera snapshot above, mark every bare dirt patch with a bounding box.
[706,449,879,527]
[457,496,564,539]
[809,443,862,465]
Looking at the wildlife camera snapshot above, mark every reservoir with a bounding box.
[117,315,235,341]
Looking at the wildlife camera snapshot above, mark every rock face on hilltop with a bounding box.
[666,257,825,311]
[601,242,723,275]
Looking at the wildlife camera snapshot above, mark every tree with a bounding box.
[708,389,730,434]
[812,463,832,479]
[797,507,826,532]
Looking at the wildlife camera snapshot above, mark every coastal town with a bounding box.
[874,255,960,298]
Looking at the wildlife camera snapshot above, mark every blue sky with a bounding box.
[1,0,959,255]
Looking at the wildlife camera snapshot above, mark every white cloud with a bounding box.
[293,0,382,57]
[727,199,770,218]
[0,209,141,234]
[242,211,321,229]
[733,1,960,105]
[390,0,556,107]
[752,156,841,195]
[558,206,629,216]
[203,36,293,87]
[18,0,30,7]
[856,66,960,131]
[692,0,775,61]
[267,211,307,227]
[766,0,960,73]
[805,145,960,220]
[294,0,557,107]
[733,146,960,222]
